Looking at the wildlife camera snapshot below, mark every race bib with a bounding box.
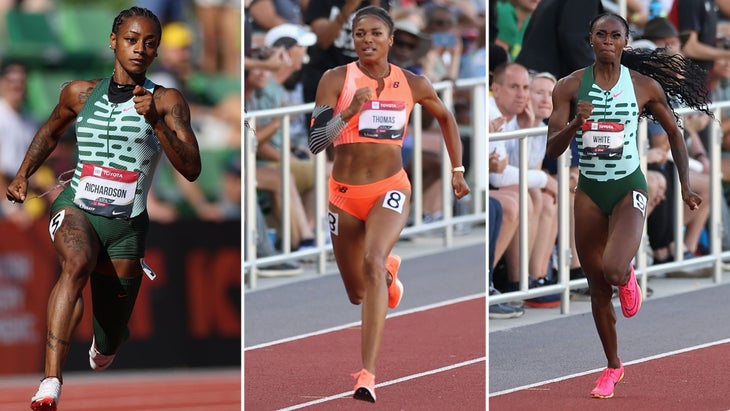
[73,163,139,218]
[581,121,625,159]
[358,100,407,140]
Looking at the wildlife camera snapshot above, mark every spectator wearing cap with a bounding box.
[149,22,196,96]
[636,17,681,51]
[253,23,327,238]
[260,23,317,156]
[388,19,431,75]
[148,22,244,222]
[422,4,463,82]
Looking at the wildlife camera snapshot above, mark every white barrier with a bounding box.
[244,77,487,289]
[488,102,730,313]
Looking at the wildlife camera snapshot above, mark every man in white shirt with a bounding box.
[0,63,37,224]
[488,62,560,308]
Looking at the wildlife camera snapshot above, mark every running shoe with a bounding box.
[386,254,403,309]
[525,276,561,308]
[89,336,116,371]
[618,264,642,318]
[30,377,61,411]
[352,368,376,402]
[590,362,624,399]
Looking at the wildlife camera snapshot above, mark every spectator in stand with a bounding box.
[250,0,305,31]
[244,0,295,72]
[388,19,431,75]
[516,0,604,79]
[421,4,463,83]
[245,67,315,251]
[149,21,241,221]
[0,62,52,229]
[0,63,35,195]
[257,23,323,235]
[244,118,303,276]
[494,0,540,60]
[646,113,711,264]
[634,16,682,51]
[489,141,523,319]
[670,0,730,81]
[194,0,240,75]
[708,41,730,200]
[489,62,561,308]
[139,0,189,25]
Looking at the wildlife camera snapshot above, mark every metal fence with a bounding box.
[244,77,488,289]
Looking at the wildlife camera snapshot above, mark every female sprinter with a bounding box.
[6,7,201,410]
[546,12,709,399]
[308,5,470,403]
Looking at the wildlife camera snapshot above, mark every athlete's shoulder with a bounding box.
[58,78,102,107]
[61,78,101,95]
[319,65,348,88]
[323,64,349,78]
[554,68,584,92]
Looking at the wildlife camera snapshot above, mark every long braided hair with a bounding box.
[589,13,713,121]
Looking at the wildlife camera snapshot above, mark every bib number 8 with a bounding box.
[382,190,405,214]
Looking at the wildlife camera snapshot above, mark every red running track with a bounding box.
[0,368,240,410]
[490,340,730,411]
[244,296,486,410]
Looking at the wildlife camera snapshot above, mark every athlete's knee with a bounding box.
[362,253,387,284]
[601,261,628,286]
[347,291,364,305]
[59,255,94,285]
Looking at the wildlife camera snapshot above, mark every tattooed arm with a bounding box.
[6,80,95,203]
[134,85,201,182]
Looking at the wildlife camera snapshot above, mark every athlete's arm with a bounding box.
[309,66,370,155]
[408,72,469,199]
[139,86,201,182]
[546,73,585,159]
[6,80,93,202]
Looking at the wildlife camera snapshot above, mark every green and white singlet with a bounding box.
[575,65,648,215]
[69,77,161,219]
[576,64,640,181]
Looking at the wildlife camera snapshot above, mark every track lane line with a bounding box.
[278,357,485,410]
[244,293,485,351]
[490,337,730,397]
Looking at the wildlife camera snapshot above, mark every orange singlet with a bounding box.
[333,62,414,146]
[328,62,414,221]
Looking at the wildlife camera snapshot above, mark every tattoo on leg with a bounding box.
[58,214,89,253]
[46,331,70,352]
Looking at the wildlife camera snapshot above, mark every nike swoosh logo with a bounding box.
[116,84,126,88]
[112,210,126,216]
[612,90,623,98]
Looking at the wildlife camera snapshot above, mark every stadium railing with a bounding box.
[488,102,730,313]
[243,77,488,289]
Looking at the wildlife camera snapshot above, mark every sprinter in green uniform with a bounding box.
[5,7,201,411]
[546,13,709,399]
